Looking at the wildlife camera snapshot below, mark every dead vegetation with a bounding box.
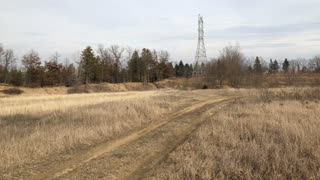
[258,87,320,103]
[0,82,159,97]
[1,87,319,179]
[0,90,187,175]
[145,88,320,179]
[0,87,23,95]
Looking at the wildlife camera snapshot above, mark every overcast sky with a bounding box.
[1,0,320,63]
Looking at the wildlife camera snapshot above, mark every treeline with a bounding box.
[0,44,193,87]
[1,43,320,88]
[206,45,320,87]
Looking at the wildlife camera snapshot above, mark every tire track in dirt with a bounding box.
[31,96,239,180]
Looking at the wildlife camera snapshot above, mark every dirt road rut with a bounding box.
[31,97,237,180]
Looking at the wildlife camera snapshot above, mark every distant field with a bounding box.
[1,73,319,98]
[0,82,159,97]
[238,73,320,88]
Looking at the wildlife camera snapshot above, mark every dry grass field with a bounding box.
[0,90,187,175]
[145,88,320,179]
[0,86,319,179]
[0,88,241,179]
[0,82,159,97]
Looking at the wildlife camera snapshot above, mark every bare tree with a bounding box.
[2,49,16,83]
[308,56,320,72]
[120,46,134,82]
[109,45,124,83]
[97,45,113,82]
[157,50,170,80]
[219,44,245,87]
[44,53,63,86]
[51,52,61,63]
[109,45,124,67]
[206,58,226,87]
[21,50,42,86]
[0,44,3,57]
[289,58,303,73]
[125,46,134,63]
[158,50,170,63]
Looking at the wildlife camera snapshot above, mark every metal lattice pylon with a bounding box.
[193,14,207,76]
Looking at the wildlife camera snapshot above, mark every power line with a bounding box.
[193,14,207,77]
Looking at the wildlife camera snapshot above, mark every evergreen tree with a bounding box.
[247,65,253,73]
[269,59,280,73]
[79,46,97,84]
[273,60,280,73]
[140,48,153,84]
[178,60,185,76]
[175,60,185,77]
[63,63,77,87]
[174,64,179,76]
[184,63,193,78]
[269,59,273,73]
[253,57,262,74]
[128,50,141,82]
[282,58,289,72]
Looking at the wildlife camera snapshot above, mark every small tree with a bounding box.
[1,49,16,83]
[128,50,141,82]
[79,46,96,84]
[247,65,253,73]
[175,60,186,77]
[269,59,280,73]
[206,59,226,87]
[184,63,193,78]
[140,48,153,84]
[109,45,124,83]
[158,50,172,80]
[269,59,273,73]
[21,50,42,87]
[282,58,289,73]
[253,57,262,74]
[44,53,63,86]
[219,45,245,87]
[9,68,23,86]
[273,60,280,73]
[308,56,320,72]
[63,63,77,87]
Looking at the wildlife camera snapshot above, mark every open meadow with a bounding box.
[2,0,320,179]
[0,88,239,179]
[0,87,319,179]
[145,88,320,179]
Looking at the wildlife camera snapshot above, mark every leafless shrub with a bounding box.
[1,88,23,95]
[206,45,246,88]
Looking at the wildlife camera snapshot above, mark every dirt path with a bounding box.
[30,96,238,180]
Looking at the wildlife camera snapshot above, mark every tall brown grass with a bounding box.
[146,88,320,179]
[0,90,185,172]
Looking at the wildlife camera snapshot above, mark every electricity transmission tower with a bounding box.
[193,14,207,76]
